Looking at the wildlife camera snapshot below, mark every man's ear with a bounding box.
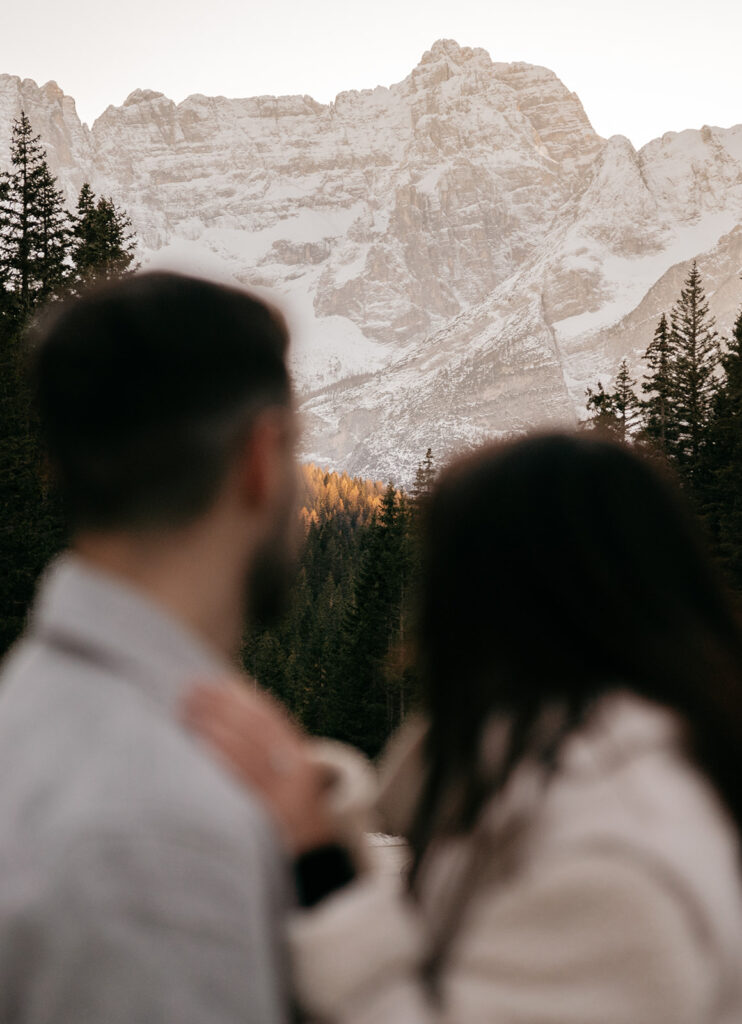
[235,407,295,512]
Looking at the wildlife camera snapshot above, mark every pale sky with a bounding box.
[1,0,740,149]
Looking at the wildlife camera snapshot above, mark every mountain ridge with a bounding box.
[1,41,741,483]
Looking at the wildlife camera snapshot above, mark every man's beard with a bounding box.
[246,510,300,629]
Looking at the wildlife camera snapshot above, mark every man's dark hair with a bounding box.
[30,271,292,531]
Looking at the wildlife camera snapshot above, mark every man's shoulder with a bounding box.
[0,635,283,878]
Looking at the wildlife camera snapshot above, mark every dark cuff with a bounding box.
[294,843,357,908]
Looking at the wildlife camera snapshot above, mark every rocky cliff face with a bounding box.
[0,76,93,198]
[1,40,741,483]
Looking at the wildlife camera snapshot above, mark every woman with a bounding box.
[185,433,742,1023]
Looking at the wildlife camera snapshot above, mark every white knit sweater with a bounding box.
[291,694,742,1024]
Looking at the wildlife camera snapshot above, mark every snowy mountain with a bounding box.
[2,39,741,483]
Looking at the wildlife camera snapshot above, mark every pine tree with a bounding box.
[0,112,71,317]
[642,312,674,452]
[35,165,72,303]
[667,261,721,475]
[0,175,10,308]
[585,379,623,434]
[71,182,96,283]
[241,464,404,744]
[330,484,412,755]
[611,359,642,442]
[703,307,742,590]
[0,117,137,656]
[72,184,136,285]
[97,197,136,279]
[0,115,70,653]
[0,300,64,653]
[0,112,44,315]
[584,360,641,443]
[77,181,95,218]
[585,380,618,434]
[412,448,436,501]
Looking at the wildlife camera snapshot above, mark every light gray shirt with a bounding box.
[0,555,292,1024]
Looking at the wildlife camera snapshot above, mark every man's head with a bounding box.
[31,271,299,642]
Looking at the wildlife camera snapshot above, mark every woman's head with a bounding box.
[412,432,742,851]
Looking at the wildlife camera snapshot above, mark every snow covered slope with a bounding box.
[1,41,741,482]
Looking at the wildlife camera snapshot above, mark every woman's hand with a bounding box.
[183,681,337,855]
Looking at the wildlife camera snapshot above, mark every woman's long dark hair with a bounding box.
[409,432,742,882]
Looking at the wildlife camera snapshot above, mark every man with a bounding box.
[0,272,300,1022]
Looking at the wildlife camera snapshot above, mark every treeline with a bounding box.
[243,453,436,756]
[584,261,742,592]
[0,113,137,651]
[0,113,136,318]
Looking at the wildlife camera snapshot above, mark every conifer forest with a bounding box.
[584,262,742,602]
[2,116,742,758]
[0,113,136,653]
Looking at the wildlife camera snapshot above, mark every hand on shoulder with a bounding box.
[183,680,337,855]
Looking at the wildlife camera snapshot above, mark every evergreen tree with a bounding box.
[703,308,742,590]
[412,448,436,501]
[586,363,641,441]
[329,484,412,755]
[72,184,136,285]
[0,174,10,307]
[611,359,642,442]
[0,300,65,653]
[36,165,72,303]
[77,181,95,218]
[585,380,618,434]
[0,112,71,318]
[667,261,721,476]
[642,312,674,452]
[0,116,137,656]
[70,182,96,282]
[0,116,70,652]
[242,465,401,745]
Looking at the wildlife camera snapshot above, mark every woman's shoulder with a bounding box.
[541,691,738,862]
[534,692,742,969]
[462,694,742,1017]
